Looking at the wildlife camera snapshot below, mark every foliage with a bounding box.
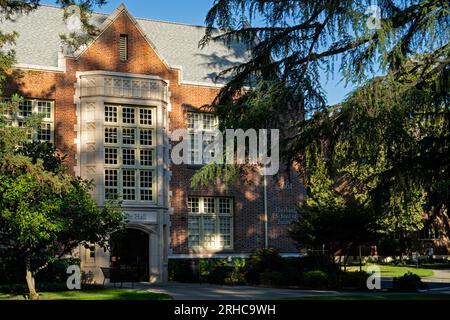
[301,270,328,289]
[198,0,450,247]
[339,271,369,291]
[392,272,427,292]
[244,248,286,285]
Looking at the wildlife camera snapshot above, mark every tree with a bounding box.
[289,150,377,268]
[0,143,125,300]
[0,1,123,300]
[198,0,449,238]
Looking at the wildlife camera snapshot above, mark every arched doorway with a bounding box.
[110,228,150,282]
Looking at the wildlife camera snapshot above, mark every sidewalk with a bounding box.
[128,282,342,300]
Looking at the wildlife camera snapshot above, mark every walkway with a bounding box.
[109,269,450,299]
[131,282,340,300]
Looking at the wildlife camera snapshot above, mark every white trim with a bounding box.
[14,63,65,73]
[75,70,169,84]
[180,79,226,88]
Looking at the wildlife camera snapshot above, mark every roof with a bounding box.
[0,4,249,86]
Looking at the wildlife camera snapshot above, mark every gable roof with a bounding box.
[1,4,250,86]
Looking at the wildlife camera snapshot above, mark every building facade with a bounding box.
[2,4,305,283]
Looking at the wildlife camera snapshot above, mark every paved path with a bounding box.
[381,269,450,291]
[130,282,342,300]
[109,269,450,299]
[421,269,450,292]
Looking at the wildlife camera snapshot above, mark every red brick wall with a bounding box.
[7,10,304,255]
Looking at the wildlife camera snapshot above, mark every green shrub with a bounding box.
[245,248,286,285]
[204,266,234,285]
[224,269,247,285]
[392,272,427,292]
[260,270,285,287]
[301,270,328,289]
[341,272,369,290]
[168,259,200,283]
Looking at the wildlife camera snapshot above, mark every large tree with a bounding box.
[0,0,125,300]
[197,0,449,238]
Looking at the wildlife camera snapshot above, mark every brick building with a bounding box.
[2,4,305,283]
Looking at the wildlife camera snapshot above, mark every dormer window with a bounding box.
[119,34,128,61]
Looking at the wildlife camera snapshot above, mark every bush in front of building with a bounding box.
[169,258,248,285]
[300,270,329,289]
[392,272,427,292]
[168,251,370,290]
[168,259,201,283]
[244,248,287,285]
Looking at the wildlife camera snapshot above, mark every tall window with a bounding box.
[3,99,54,142]
[188,197,233,249]
[187,112,218,164]
[104,104,156,202]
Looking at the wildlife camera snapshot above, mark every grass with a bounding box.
[293,293,450,300]
[419,262,450,270]
[345,264,434,277]
[0,289,172,300]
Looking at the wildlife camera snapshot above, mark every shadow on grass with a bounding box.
[0,288,172,300]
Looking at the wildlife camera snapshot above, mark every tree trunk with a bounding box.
[25,256,38,300]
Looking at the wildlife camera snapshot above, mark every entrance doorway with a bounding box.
[110,228,150,282]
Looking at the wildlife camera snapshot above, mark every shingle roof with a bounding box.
[1,4,249,86]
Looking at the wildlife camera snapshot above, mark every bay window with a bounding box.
[104,104,156,203]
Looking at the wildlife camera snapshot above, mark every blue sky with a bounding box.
[40,0,354,105]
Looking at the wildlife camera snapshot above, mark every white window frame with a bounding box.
[187,196,234,250]
[187,112,218,164]
[3,98,54,143]
[104,104,157,204]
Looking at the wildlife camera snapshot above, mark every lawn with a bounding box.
[0,289,172,300]
[345,264,434,277]
[295,293,450,300]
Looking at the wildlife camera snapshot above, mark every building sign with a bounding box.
[126,211,156,223]
[274,207,298,225]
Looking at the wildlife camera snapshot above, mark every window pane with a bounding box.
[204,198,215,213]
[140,129,153,146]
[104,148,118,165]
[37,101,52,118]
[189,133,201,164]
[188,217,200,247]
[203,217,216,247]
[105,105,117,123]
[122,128,135,145]
[219,198,231,214]
[203,114,217,130]
[188,197,199,213]
[123,149,135,166]
[140,108,152,126]
[105,169,118,199]
[122,107,135,124]
[203,132,216,163]
[37,123,51,141]
[140,170,153,201]
[122,170,136,200]
[104,127,118,144]
[140,149,153,166]
[187,113,200,130]
[19,100,32,118]
[18,121,33,140]
[219,216,232,247]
